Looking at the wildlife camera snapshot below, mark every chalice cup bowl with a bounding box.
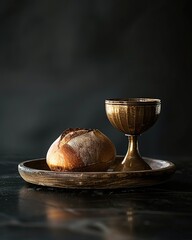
[105,98,161,171]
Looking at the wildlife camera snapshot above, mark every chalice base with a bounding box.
[115,155,151,172]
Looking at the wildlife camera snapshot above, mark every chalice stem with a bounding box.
[121,135,151,170]
[123,135,141,164]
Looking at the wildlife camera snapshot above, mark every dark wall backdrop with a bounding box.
[0,0,191,160]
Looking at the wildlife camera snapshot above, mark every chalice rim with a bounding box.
[105,98,161,105]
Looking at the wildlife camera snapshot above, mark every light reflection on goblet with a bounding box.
[105,98,161,171]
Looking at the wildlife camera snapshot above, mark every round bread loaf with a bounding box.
[46,128,116,172]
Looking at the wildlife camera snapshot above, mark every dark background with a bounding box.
[0,0,191,161]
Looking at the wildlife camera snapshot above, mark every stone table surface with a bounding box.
[0,155,192,240]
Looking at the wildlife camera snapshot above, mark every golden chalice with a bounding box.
[105,98,161,171]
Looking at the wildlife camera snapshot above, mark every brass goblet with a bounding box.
[105,98,161,171]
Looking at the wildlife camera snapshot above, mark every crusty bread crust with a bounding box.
[46,128,116,172]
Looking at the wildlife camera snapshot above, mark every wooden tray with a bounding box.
[18,156,176,189]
